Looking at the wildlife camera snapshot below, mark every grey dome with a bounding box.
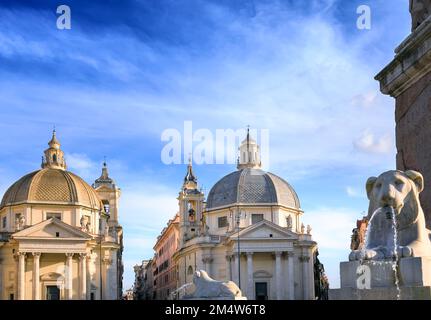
[206,168,300,210]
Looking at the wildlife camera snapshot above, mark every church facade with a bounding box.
[173,131,318,300]
[0,131,123,300]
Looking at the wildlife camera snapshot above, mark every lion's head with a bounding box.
[366,170,424,228]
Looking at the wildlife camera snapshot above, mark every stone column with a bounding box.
[287,252,295,300]
[86,255,92,300]
[300,255,311,300]
[102,258,112,300]
[246,252,254,299]
[233,255,239,286]
[275,252,282,300]
[66,253,74,300]
[79,254,87,300]
[32,253,41,300]
[17,252,26,300]
[202,257,213,276]
[225,255,232,281]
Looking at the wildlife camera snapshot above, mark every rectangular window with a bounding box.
[9,293,14,300]
[252,214,264,224]
[46,212,61,220]
[2,216,6,229]
[218,216,228,228]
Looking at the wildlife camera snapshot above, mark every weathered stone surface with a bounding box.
[411,0,431,31]
[396,79,431,228]
[339,257,431,290]
[183,270,246,300]
[399,257,431,286]
[329,286,431,300]
[375,19,431,228]
[340,261,396,289]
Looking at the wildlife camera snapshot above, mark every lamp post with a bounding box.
[230,208,246,289]
[99,212,103,301]
[99,211,110,300]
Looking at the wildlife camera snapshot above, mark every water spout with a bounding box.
[388,206,401,300]
[359,206,401,299]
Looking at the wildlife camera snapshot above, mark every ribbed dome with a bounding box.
[206,168,300,210]
[0,168,103,210]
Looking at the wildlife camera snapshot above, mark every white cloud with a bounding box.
[353,130,394,154]
[303,207,361,288]
[350,92,378,108]
[120,184,179,289]
[346,186,364,198]
[66,153,94,170]
[65,153,99,182]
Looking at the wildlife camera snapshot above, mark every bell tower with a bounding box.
[93,160,121,224]
[178,158,205,247]
[93,160,124,299]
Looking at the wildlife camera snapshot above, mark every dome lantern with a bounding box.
[237,126,262,170]
[42,130,67,170]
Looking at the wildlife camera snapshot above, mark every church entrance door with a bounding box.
[255,282,268,300]
[46,286,60,300]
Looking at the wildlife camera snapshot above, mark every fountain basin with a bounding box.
[330,257,431,300]
[329,286,431,300]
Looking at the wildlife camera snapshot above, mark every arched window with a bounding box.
[187,266,193,275]
[53,154,57,162]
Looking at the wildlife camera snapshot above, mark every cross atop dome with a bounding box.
[42,129,67,170]
[48,127,61,150]
[237,126,261,170]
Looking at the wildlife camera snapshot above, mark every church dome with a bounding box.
[0,168,103,210]
[0,131,103,211]
[206,168,301,210]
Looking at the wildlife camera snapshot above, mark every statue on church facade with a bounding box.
[286,215,293,231]
[15,215,26,231]
[410,0,431,30]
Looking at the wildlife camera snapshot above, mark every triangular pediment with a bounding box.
[230,220,298,240]
[12,218,92,240]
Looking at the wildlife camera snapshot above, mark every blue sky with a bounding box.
[0,0,411,291]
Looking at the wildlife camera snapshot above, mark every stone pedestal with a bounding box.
[399,257,431,286]
[375,15,431,228]
[340,260,396,289]
[331,257,431,300]
[183,297,248,300]
[329,286,431,300]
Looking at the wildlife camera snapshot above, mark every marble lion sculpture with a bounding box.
[349,170,431,261]
[189,270,242,298]
[410,0,431,30]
